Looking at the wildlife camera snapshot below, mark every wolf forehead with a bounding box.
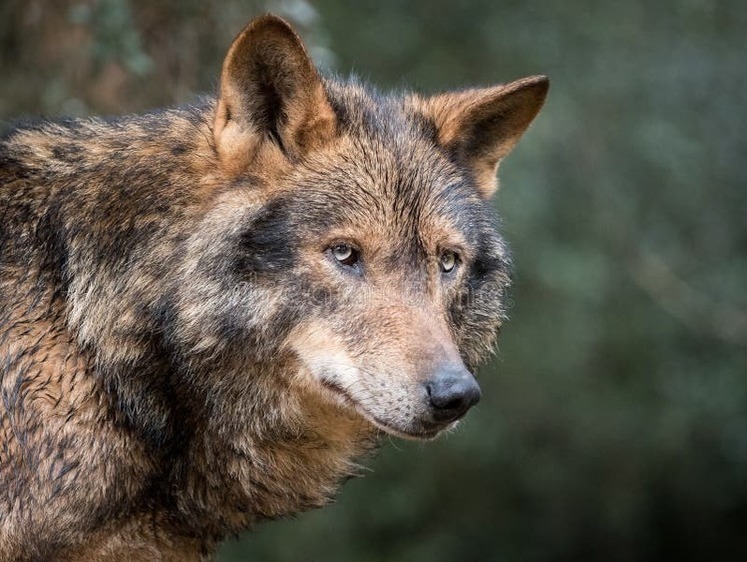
[233,79,508,260]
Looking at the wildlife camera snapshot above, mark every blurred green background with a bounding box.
[2,0,745,560]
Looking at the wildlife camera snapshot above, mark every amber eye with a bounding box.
[439,251,458,273]
[331,243,360,267]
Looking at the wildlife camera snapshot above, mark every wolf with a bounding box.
[0,14,547,561]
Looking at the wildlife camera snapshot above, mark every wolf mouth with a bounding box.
[319,379,446,441]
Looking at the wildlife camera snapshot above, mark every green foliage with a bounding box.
[2,1,744,560]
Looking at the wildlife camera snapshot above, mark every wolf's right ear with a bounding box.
[214,15,337,174]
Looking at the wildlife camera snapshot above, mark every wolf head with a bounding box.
[171,15,547,441]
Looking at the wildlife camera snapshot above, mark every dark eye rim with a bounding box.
[439,250,460,274]
[328,242,361,269]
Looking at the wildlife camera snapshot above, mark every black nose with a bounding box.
[425,365,482,423]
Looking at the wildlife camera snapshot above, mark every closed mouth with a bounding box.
[319,379,448,441]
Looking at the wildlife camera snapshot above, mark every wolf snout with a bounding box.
[425,365,482,424]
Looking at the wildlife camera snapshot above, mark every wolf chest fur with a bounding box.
[0,14,547,561]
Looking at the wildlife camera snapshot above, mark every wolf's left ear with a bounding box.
[412,76,549,198]
[214,15,337,173]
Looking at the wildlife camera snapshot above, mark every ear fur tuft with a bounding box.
[214,14,337,174]
[413,75,549,198]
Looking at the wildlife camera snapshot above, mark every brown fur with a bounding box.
[0,15,547,560]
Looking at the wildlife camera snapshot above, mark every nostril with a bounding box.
[426,383,465,410]
[439,396,464,411]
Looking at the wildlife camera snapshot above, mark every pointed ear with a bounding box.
[214,15,337,173]
[413,76,549,198]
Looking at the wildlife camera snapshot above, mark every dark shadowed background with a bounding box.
[2,1,745,560]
